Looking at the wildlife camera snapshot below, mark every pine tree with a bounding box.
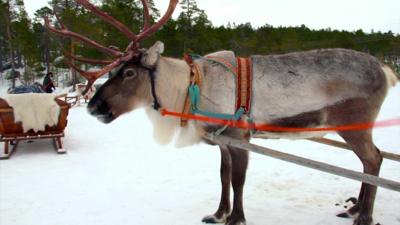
[178,0,203,30]
[34,7,53,74]
[3,0,17,87]
[12,0,42,84]
[177,0,211,53]
[0,1,7,74]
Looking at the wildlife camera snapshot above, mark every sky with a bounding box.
[25,0,400,34]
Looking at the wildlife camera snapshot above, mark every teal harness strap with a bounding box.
[188,84,245,121]
[184,53,252,136]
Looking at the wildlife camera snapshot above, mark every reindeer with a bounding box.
[45,1,398,225]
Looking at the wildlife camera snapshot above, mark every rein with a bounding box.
[161,109,400,132]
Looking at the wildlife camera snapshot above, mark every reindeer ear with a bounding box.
[141,41,164,68]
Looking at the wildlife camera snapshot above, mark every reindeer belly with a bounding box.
[249,49,386,139]
[251,108,329,139]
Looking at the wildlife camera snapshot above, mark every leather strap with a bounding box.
[236,57,252,112]
[181,54,202,126]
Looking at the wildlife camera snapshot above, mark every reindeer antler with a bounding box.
[75,0,138,42]
[137,0,178,42]
[45,0,178,94]
[140,0,151,31]
[45,16,123,57]
[63,50,113,65]
[63,55,126,95]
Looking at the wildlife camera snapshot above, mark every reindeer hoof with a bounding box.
[353,214,373,225]
[336,197,359,219]
[225,214,246,225]
[226,221,246,225]
[337,212,352,218]
[202,213,229,224]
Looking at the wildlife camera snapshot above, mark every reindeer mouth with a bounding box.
[87,104,115,124]
[95,112,114,124]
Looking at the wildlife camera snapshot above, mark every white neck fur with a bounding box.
[145,57,205,147]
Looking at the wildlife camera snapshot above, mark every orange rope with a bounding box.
[160,109,400,132]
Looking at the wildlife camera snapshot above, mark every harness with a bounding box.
[155,55,400,133]
[180,53,253,131]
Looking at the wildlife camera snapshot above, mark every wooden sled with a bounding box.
[0,97,70,159]
[56,93,79,107]
[57,84,95,107]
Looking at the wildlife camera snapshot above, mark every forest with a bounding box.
[1,0,399,87]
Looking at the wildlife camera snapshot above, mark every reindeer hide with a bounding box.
[3,93,60,132]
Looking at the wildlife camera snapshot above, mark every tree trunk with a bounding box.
[23,57,27,84]
[64,0,77,91]
[6,0,16,88]
[17,48,22,68]
[44,31,51,73]
[45,47,50,73]
[71,40,76,91]
[0,47,3,74]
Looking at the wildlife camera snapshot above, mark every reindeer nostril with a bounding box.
[87,100,100,115]
[87,105,97,115]
[87,100,110,117]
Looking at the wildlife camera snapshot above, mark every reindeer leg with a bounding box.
[338,131,382,225]
[202,145,232,223]
[225,145,249,225]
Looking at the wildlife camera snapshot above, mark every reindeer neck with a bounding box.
[153,56,191,112]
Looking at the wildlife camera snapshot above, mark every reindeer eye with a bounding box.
[123,68,137,78]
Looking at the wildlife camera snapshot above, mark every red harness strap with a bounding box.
[200,55,253,113]
[236,57,252,113]
[161,109,400,132]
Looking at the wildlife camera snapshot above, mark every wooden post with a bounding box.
[54,137,65,154]
[4,141,9,155]
[205,134,400,192]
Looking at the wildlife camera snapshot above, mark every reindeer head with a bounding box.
[88,41,166,123]
[45,0,178,123]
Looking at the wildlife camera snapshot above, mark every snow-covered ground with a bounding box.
[0,84,399,225]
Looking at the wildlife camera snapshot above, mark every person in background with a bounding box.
[42,72,55,93]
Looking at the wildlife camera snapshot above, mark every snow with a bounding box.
[0,85,399,225]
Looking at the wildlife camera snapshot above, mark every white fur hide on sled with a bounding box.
[3,93,61,132]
